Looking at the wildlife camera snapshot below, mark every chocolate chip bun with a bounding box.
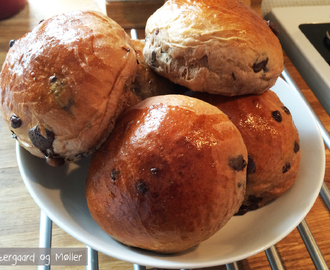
[0,11,138,166]
[86,95,248,253]
[195,90,301,214]
[143,0,284,96]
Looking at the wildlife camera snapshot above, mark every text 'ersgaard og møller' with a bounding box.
[0,248,87,266]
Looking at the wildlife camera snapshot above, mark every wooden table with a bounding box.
[0,0,329,269]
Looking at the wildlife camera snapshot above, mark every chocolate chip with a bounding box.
[253,58,269,73]
[28,125,55,151]
[272,110,282,122]
[294,141,300,153]
[155,28,159,35]
[9,40,15,48]
[232,72,236,80]
[136,180,149,195]
[267,20,280,37]
[150,168,159,174]
[151,50,157,63]
[122,47,130,52]
[282,106,291,115]
[10,114,22,128]
[39,19,45,24]
[136,59,140,65]
[282,162,291,173]
[49,76,57,83]
[110,169,121,182]
[237,182,243,188]
[229,155,247,171]
[247,155,256,174]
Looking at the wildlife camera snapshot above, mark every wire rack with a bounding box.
[36,30,330,270]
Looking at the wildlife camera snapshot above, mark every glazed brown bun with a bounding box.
[194,90,301,214]
[0,11,137,166]
[86,94,248,254]
[143,0,284,96]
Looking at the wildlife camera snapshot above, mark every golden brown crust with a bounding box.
[0,11,137,164]
[194,90,301,213]
[86,95,247,253]
[143,0,284,96]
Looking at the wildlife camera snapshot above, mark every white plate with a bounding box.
[16,78,325,269]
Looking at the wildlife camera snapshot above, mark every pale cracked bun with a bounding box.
[194,90,301,214]
[86,94,248,254]
[143,0,284,96]
[0,11,138,166]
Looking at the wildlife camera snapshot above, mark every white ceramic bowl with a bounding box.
[16,78,325,269]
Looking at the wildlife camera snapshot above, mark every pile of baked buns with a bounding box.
[0,0,300,254]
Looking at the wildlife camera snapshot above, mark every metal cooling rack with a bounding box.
[36,30,330,270]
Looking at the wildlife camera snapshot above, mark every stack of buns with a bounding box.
[0,0,300,254]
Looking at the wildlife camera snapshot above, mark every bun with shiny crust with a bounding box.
[0,10,138,166]
[195,90,301,214]
[143,0,283,96]
[86,94,248,253]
